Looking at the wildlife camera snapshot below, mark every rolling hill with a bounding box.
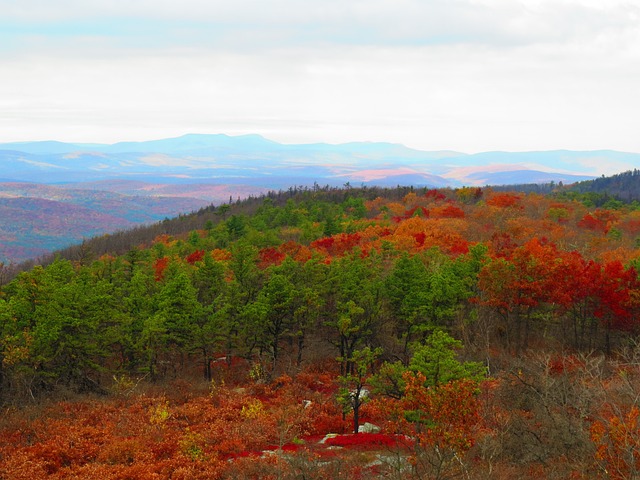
[2,133,638,263]
[0,182,229,263]
[0,133,611,186]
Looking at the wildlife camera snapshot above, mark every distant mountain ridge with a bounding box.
[2,133,638,264]
[0,133,619,187]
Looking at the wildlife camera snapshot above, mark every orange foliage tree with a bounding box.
[591,406,640,480]
[387,372,482,479]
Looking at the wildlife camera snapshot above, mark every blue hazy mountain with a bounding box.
[464,170,595,186]
[2,133,631,187]
[2,133,639,263]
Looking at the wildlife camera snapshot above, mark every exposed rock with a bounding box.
[358,422,381,434]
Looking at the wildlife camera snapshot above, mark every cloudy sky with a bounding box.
[1,0,638,153]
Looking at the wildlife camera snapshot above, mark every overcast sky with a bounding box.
[1,0,638,153]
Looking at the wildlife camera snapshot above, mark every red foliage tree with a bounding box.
[403,206,430,219]
[425,189,447,201]
[310,233,362,257]
[619,217,640,237]
[578,212,608,233]
[258,247,286,269]
[185,250,205,265]
[489,232,518,258]
[153,257,170,281]
[430,204,465,219]
[594,261,640,353]
[578,209,619,234]
[486,193,521,208]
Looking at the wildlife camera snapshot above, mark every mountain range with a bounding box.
[1,133,638,263]
[3,133,629,186]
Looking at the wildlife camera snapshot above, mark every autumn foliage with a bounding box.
[4,184,640,478]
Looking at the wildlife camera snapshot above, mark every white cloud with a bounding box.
[0,0,638,153]
[4,0,638,50]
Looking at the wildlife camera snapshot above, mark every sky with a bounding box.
[1,0,639,153]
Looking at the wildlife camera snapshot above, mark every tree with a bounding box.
[270,256,326,367]
[120,265,156,373]
[337,346,382,434]
[21,260,118,392]
[144,263,202,378]
[399,373,482,479]
[249,272,297,374]
[190,255,226,380]
[0,297,33,403]
[478,238,563,353]
[371,329,485,399]
[226,215,247,240]
[386,250,475,360]
[592,406,640,479]
[386,253,432,358]
[325,253,384,375]
[410,329,486,387]
[594,261,640,354]
[210,241,263,362]
[216,203,231,219]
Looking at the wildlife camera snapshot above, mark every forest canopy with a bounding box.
[3,183,640,478]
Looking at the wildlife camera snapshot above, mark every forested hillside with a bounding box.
[570,169,640,203]
[3,185,640,478]
[5,134,630,264]
[0,181,229,264]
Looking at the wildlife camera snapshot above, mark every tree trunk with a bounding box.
[296,335,304,367]
[353,390,361,434]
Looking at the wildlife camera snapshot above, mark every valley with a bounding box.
[2,133,632,264]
